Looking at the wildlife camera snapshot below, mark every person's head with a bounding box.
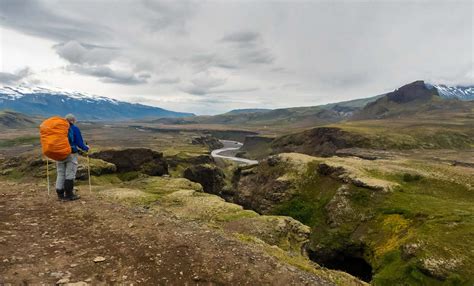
[65,114,77,124]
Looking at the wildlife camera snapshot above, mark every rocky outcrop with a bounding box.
[191,135,224,151]
[317,162,392,192]
[238,135,274,159]
[224,216,311,255]
[167,154,214,169]
[272,127,367,157]
[385,80,438,104]
[325,185,356,228]
[230,156,296,214]
[183,164,225,195]
[418,257,462,280]
[90,148,168,176]
[452,160,474,168]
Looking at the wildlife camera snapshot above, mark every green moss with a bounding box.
[273,195,317,225]
[402,173,423,182]
[217,209,258,222]
[4,169,24,180]
[90,174,123,185]
[272,162,341,227]
[372,250,422,286]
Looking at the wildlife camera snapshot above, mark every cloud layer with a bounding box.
[0,0,472,114]
[0,68,33,85]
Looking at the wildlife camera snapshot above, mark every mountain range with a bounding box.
[0,86,193,120]
[152,81,473,128]
[0,82,472,122]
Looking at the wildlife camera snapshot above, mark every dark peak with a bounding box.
[386,80,439,103]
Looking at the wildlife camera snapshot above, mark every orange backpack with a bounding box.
[40,117,71,161]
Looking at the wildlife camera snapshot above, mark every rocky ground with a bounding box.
[0,178,364,285]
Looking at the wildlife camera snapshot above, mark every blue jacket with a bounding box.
[68,124,89,153]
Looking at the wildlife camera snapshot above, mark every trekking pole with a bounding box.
[87,154,92,193]
[46,157,50,197]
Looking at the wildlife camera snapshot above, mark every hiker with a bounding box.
[55,114,89,201]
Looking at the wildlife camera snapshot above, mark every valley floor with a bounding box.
[0,179,338,286]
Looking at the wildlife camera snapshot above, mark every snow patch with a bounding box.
[431,84,474,101]
[0,85,121,104]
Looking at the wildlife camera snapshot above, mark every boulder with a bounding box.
[183,164,225,195]
[400,242,423,260]
[76,158,116,180]
[90,148,168,176]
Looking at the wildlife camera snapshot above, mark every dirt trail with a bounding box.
[0,180,335,285]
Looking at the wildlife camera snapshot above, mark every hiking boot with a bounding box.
[56,189,65,200]
[64,179,80,201]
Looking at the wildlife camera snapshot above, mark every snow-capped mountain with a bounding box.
[0,85,194,120]
[430,84,474,101]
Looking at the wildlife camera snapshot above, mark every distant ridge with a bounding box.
[0,110,37,128]
[352,80,471,120]
[0,86,194,120]
[224,109,271,115]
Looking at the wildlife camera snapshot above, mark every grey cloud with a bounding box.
[54,41,118,65]
[191,76,226,89]
[215,63,239,70]
[221,31,260,43]
[141,0,197,33]
[155,77,180,84]
[182,86,258,96]
[187,53,239,70]
[219,30,275,67]
[67,65,150,85]
[181,72,227,95]
[55,41,146,86]
[184,32,274,71]
[317,72,370,89]
[0,0,110,42]
[209,87,259,94]
[180,86,208,96]
[180,72,258,96]
[188,53,217,70]
[240,48,274,64]
[0,67,32,84]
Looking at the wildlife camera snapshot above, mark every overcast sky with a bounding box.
[0,0,472,114]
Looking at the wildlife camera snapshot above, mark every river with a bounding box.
[211,140,259,165]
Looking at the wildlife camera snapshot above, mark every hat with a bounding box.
[65,114,76,123]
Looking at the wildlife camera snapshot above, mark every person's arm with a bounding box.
[73,126,89,151]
